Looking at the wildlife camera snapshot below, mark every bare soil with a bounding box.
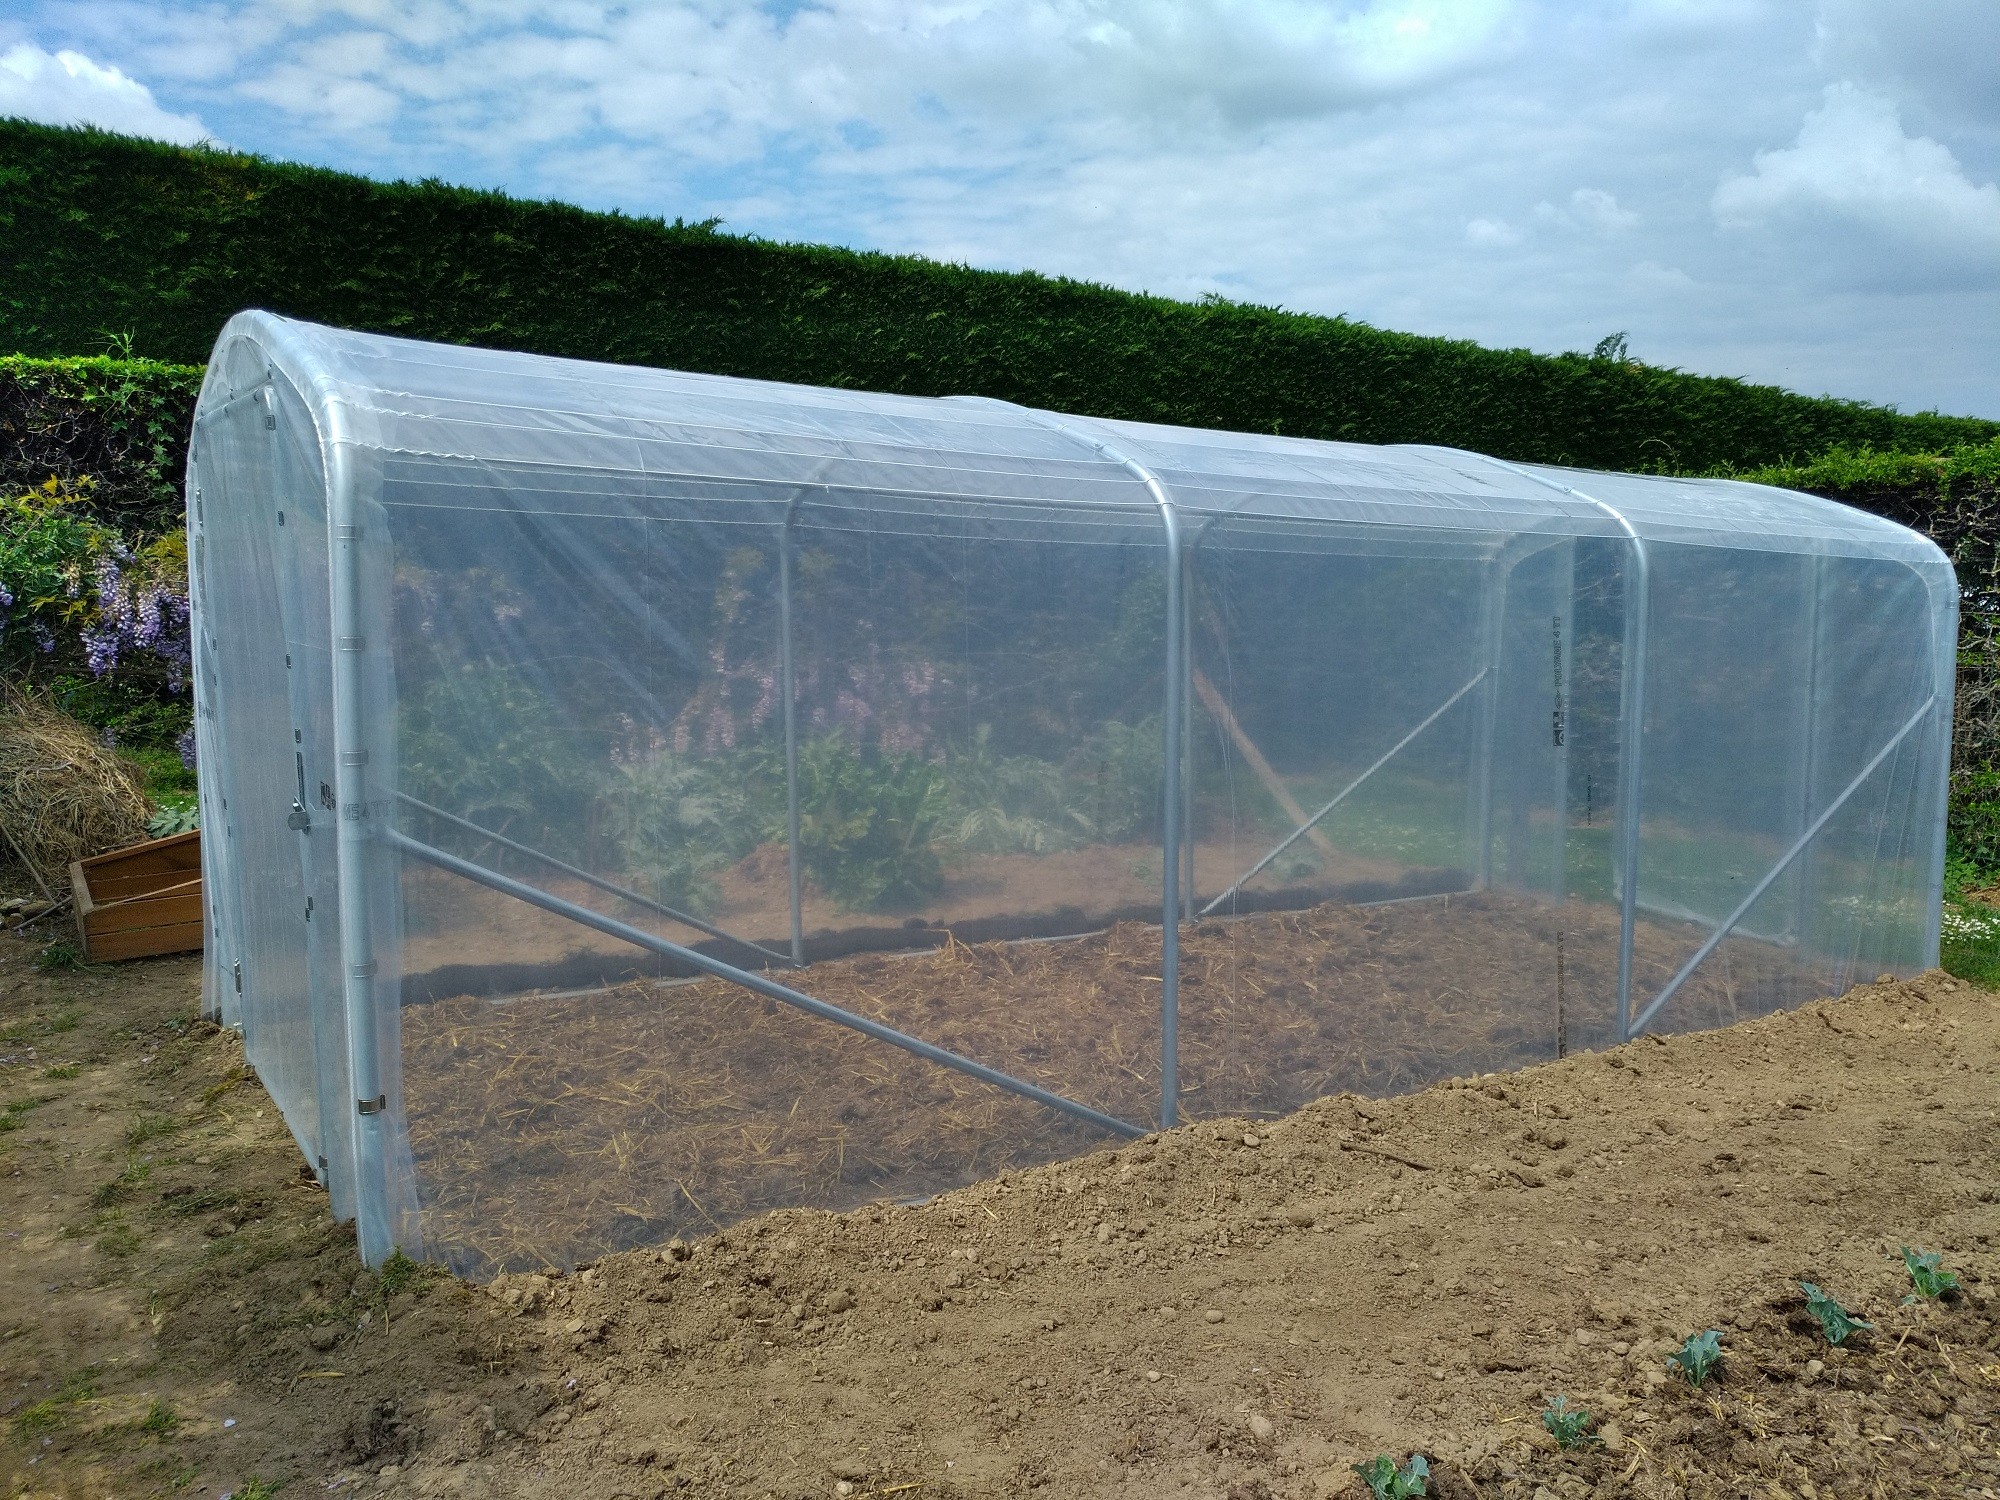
[4,925,2000,1500]
[401,891,1805,1276]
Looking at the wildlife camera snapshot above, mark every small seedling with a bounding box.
[1541,1394,1598,1448]
[1353,1453,1429,1498]
[1799,1282,1872,1345]
[139,1399,178,1436]
[34,940,82,973]
[1667,1330,1723,1387]
[1901,1247,1960,1301]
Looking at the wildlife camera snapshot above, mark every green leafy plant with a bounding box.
[139,1399,178,1436]
[944,725,1092,856]
[1352,1454,1429,1498]
[1540,1394,1598,1448]
[1799,1281,1873,1344]
[1667,1330,1723,1387]
[376,1248,430,1299]
[608,749,770,915]
[789,734,947,911]
[146,797,199,837]
[1068,716,1163,845]
[43,1062,80,1080]
[35,938,83,972]
[1901,1247,1960,1301]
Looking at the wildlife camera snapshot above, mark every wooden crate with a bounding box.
[69,829,205,962]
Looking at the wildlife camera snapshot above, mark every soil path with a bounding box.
[3,928,1999,1500]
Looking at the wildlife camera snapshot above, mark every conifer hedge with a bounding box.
[2,117,1992,475]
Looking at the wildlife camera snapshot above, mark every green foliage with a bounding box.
[943,724,1093,855]
[1069,716,1164,845]
[12,1369,99,1434]
[146,797,199,837]
[0,352,200,534]
[1352,1453,1429,1498]
[607,751,770,916]
[42,1062,80,1080]
[1799,1281,1872,1345]
[139,1399,178,1436]
[377,1248,430,1299]
[1540,1395,1598,1448]
[1668,1330,1723,1387]
[1901,1246,1960,1301]
[790,735,947,911]
[123,1112,177,1146]
[4,118,1991,477]
[34,938,82,972]
[399,665,600,847]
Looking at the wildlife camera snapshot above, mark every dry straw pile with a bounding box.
[0,689,150,897]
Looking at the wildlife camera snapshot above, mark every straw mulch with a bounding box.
[0,689,151,896]
[399,889,1812,1277]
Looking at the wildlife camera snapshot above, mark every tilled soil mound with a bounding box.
[3,933,1998,1500]
[401,890,1807,1276]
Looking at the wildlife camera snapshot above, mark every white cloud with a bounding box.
[13,1,2000,416]
[0,41,210,143]
[1713,83,2000,264]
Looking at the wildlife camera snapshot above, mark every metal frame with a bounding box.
[779,501,806,967]
[1199,668,1488,916]
[989,407,1187,1131]
[325,415,395,1266]
[384,829,1146,1139]
[1628,694,1936,1035]
[396,792,794,968]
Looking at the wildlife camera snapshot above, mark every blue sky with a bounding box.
[3,1,1997,420]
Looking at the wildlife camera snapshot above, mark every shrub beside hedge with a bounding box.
[2,116,1994,475]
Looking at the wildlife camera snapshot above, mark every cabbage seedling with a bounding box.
[1901,1247,1959,1301]
[1667,1330,1722,1387]
[1799,1282,1872,1345]
[1353,1453,1429,1498]
[1540,1394,1598,1449]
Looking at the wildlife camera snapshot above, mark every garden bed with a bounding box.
[400,889,1814,1276]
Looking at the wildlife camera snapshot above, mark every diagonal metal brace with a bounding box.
[1628,693,1936,1037]
[397,791,796,969]
[1200,667,1488,916]
[383,829,1147,1140]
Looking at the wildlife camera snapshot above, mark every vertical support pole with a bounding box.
[1552,539,1577,904]
[1793,554,1824,956]
[1160,504,1185,1130]
[326,433,393,1265]
[1180,548,1196,924]
[1472,549,1508,889]
[779,506,805,968]
[1613,534,1651,1043]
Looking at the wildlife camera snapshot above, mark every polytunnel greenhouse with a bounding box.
[189,311,1957,1274]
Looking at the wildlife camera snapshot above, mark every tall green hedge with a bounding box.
[0,353,199,533]
[2,117,1992,473]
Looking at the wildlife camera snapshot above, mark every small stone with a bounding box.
[829,1455,870,1481]
[308,1325,339,1351]
[1283,1206,1315,1228]
[1204,1309,1225,1324]
[1876,973,1896,985]
[1246,1412,1274,1441]
[823,1288,855,1314]
[1598,1420,1625,1454]
[1242,1133,1261,1148]
[1804,1358,1824,1380]
[836,1484,855,1498]
[1575,1328,1595,1346]
[1145,1370,1162,1382]
[1095,1222,1113,1244]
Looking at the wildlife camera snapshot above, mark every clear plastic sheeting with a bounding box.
[189,312,1956,1272]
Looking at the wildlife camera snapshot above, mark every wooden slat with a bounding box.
[79,829,200,876]
[85,918,205,962]
[83,891,204,937]
[87,869,199,901]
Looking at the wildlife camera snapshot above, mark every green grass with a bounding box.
[43,1062,81,1079]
